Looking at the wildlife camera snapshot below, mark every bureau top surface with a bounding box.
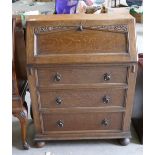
[26,14,134,22]
[26,14,137,64]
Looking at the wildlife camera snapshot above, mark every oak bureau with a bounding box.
[26,14,137,147]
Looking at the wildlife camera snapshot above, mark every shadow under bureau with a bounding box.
[26,14,137,147]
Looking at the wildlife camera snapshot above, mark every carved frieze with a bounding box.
[89,24,128,33]
[34,24,128,34]
[34,26,75,34]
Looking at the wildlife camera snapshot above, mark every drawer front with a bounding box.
[36,65,127,86]
[42,112,123,132]
[39,88,126,109]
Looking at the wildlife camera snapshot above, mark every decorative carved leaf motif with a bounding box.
[34,24,128,34]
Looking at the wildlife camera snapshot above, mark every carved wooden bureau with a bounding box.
[26,14,137,147]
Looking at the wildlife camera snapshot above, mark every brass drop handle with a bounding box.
[103,96,110,104]
[101,119,110,127]
[57,120,64,128]
[103,73,111,81]
[56,97,62,105]
[54,72,61,82]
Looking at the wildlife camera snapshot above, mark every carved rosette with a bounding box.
[20,111,27,118]
[34,24,128,34]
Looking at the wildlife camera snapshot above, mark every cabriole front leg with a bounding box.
[13,107,30,150]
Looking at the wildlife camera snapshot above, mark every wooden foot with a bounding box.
[13,103,30,150]
[119,138,130,146]
[35,141,46,148]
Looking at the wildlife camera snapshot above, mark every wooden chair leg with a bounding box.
[13,107,30,150]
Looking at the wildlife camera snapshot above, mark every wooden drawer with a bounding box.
[42,112,123,132]
[36,65,127,87]
[39,88,126,109]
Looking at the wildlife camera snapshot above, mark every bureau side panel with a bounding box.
[27,67,42,134]
[123,64,138,131]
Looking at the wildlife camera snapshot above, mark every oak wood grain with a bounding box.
[26,14,137,145]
